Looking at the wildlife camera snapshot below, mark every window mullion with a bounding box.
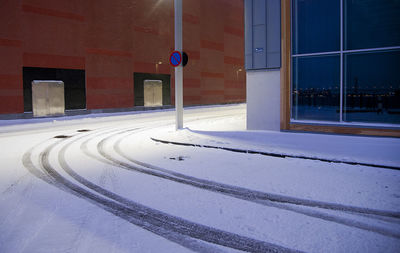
[340,0,344,122]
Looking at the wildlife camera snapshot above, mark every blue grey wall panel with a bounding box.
[253,0,266,25]
[244,0,253,69]
[245,0,281,70]
[253,25,267,68]
[266,0,281,68]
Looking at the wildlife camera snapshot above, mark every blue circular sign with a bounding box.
[170,51,182,67]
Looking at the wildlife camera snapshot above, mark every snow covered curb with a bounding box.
[151,128,400,170]
[150,137,400,170]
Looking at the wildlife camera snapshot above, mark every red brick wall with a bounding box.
[0,0,245,113]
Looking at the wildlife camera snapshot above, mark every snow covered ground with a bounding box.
[0,104,399,253]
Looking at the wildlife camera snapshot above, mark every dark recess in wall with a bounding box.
[23,67,86,112]
[134,72,171,106]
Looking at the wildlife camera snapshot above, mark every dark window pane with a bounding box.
[292,0,340,54]
[344,50,400,124]
[345,0,400,50]
[292,55,340,121]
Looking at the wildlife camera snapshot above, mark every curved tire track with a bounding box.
[90,129,400,239]
[25,128,303,253]
[112,131,400,219]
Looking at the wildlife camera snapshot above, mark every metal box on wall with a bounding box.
[143,80,163,107]
[32,80,65,117]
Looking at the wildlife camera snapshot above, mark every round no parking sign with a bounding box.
[169,51,182,67]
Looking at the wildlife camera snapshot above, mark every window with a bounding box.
[344,50,400,124]
[292,0,340,55]
[291,0,400,125]
[344,0,400,50]
[292,55,340,121]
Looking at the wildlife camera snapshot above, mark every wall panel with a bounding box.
[0,0,245,114]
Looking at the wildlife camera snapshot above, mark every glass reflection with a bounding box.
[292,55,340,121]
[344,50,400,124]
[292,0,340,55]
[345,0,400,50]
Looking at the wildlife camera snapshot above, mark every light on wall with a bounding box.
[156,61,163,73]
[236,68,243,80]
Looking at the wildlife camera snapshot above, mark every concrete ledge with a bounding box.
[0,102,244,121]
[0,106,174,120]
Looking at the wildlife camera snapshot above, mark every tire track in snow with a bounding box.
[113,131,400,218]
[23,135,224,253]
[57,128,301,253]
[68,162,118,252]
[91,129,400,239]
[66,117,400,239]
[0,143,55,247]
[22,127,302,253]
[52,131,231,253]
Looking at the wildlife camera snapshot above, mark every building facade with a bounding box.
[0,0,245,115]
[246,0,400,137]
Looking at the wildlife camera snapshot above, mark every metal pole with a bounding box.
[174,0,183,130]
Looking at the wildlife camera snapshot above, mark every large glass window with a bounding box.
[344,0,400,50]
[292,55,340,121]
[344,50,400,124]
[291,0,400,126]
[292,0,340,55]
